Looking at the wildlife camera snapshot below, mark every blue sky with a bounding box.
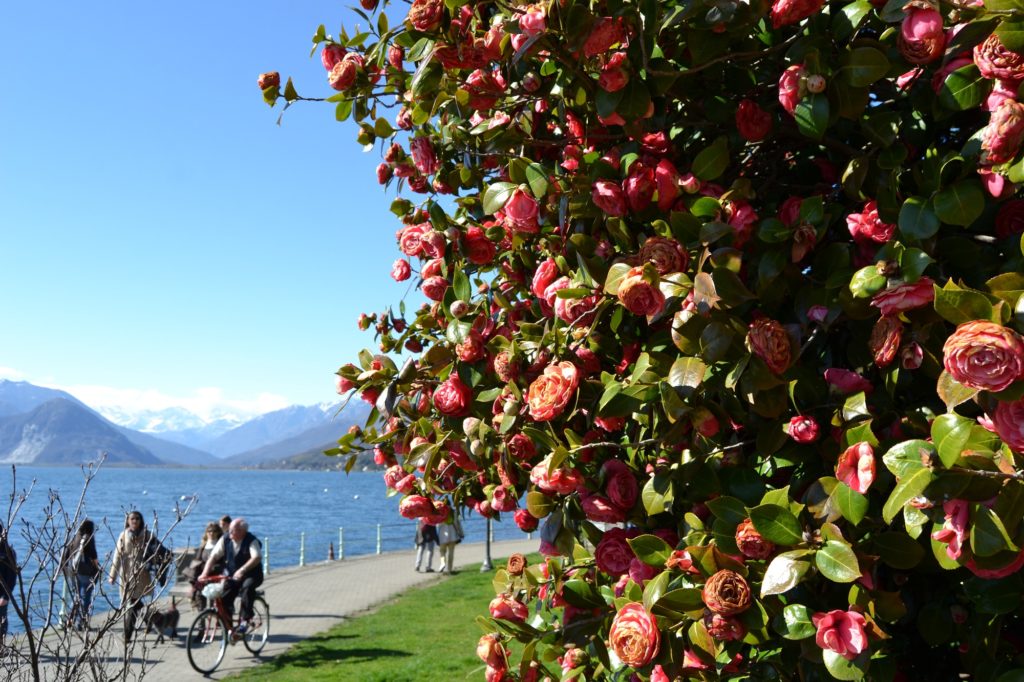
[0,3,409,417]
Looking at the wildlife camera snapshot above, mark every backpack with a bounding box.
[146,536,173,587]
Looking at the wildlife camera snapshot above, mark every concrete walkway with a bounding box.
[30,538,537,681]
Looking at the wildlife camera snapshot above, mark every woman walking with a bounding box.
[414,520,438,572]
[437,511,463,575]
[62,519,100,631]
[108,511,163,644]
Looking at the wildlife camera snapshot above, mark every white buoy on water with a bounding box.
[353,495,360,500]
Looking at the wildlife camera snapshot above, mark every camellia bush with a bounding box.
[262,0,1024,678]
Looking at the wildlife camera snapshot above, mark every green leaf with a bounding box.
[774,602,817,639]
[526,491,553,518]
[931,413,974,468]
[933,281,995,325]
[524,162,549,199]
[642,569,670,612]
[823,649,870,680]
[815,541,862,583]
[831,483,869,526]
[655,588,705,612]
[603,262,633,295]
[642,473,674,515]
[832,0,873,42]
[997,20,1024,53]
[706,496,748,526]
[761,549,813,596]
[898,196,940,240]
[934,181,985,226]
[936,370,981,410]
[692,136,730,181]
[668,357,707,391]
[748,504,804,546]
[849,265,887,298]
[452,268,471,303]
[971,506,1020,557]
[882,468,934,523]
[841,47,890,87]
[938,65,990,111]
[794,93,829,140]
[629,534,674,567]
[482,182,517,216]
[873,532,925,569]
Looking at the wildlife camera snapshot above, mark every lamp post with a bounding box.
[480,517,493,571]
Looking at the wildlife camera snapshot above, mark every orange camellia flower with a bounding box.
[617,266,666,317]
[608,602,660,667]
[747,318,791,374]
[735,518,776,560]
[702,570,752,615]
[526,361,580,421]
[506,553,527,576]
[869,316,903,368]
[942,320,1024,392]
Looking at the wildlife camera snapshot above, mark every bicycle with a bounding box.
[186,575,270,674]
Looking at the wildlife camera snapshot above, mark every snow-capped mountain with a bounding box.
[95,405,249,450]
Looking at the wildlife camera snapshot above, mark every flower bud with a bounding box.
[450,300,469,318]
[806,74,826,93]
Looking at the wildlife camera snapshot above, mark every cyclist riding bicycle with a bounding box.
[198,517,263,635]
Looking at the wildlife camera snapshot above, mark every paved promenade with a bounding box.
[30,537,536,681]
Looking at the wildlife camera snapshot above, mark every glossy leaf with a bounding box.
[815,541,862,583]
[748,504,804,546]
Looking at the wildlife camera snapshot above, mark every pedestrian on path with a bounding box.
[414,520,437,572]
[61,519,100,631]
[437,511,463,575]
[108,511,170,644]
[0,522,17,653]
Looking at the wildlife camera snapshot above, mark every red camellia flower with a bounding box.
[527,361,580,421]
[931,499,970,560]
[624,162,655,212]
[408,0,444,31]
[778,65,806,115]
[503,188,540,232]
[257,71,280,90]
[846,200,895,243]
[603,459,639,512]
[463,226,496,265]
[702,570,752,616]
[899,8,945,64]
[992,397,1024,452]
[592,179,628,216]
[595,527,637,576]
[812,610,868,661]
[736,99,773,142]
[433,375,472,417]
[747,318,791,374]
[975,33,1024,82]
[735,518,776,560]
[513,508,538,532]
[996,200,1024,238]
[617,266,666,317]
[870,316,903,368]
[870,277,935,315]
[529,456,585,494]
[942,320,1024,392]
[599,52,630,93]
[639,236,688,275]
[581,493,627,523]
[584,17,626,58]
[421,276,449,301]
[788,415,820,443]
[608,603,660,667]
[410,136,439,175]
[704,612,747,642]
[836,442,876,493]
[982,100,1024,164]
[518,4,547,36]
[506,433,537,461]
[391,259,411,282]
[328,54,362,91]
[321,44,346,71]
[399,494,435,519]
[654,159,681,211]
[770,0,824,28]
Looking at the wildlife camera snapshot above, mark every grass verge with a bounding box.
[228,555,530,682]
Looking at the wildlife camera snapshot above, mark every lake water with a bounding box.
[0,465,526,632]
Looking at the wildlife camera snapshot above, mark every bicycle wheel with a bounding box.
[186,608,228,674]
[243,597,270,654]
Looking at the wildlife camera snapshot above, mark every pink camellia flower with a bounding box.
[603,459,639,511]
[527,361,580,421]
[599,52,630,93]
[477,632,507,668]
[410,136,439,175]
[654,159,681,211]
[628,557,659,585]
[592,179,628,216]
[531,258,559,299]
[397,223,427,256]
[608,603,660,668]
[624,162,656,212]
[736,99,773,142]
[789,415,820,443]
[846,200,895,243]
[407,0,444,31]
[725,200,759,248]
[931,499,970,560]
[464,69,507,111]
[433,375,472,417]
[514,508,538,532]
[982,100,1024,164]
[399,494,435,519]
[376,162,393,185]
[420,257,443,279]
[943,320,1024,392]
[975,33,1024,82]
[463,226,496,265]
[771,0,824,28]
[992,397,1024,452]
[965,547,1024,578]
[328,54,362,91]
[518,4,547,37]
[639,236,688,275]
[747,318,791,375]
[871,277,935,315]
[584,17,626,58]
[824,368,874,394]
[870,316,903,368]
[812,610,868,661]
[807,304,829,323]
[321,44,346,71]
[391,259,411,282]
[594,527,637,576]
[387,44,404,70]
[836,442,876,493]
[257,71,280,90]
[581,493,627,523]
[617,266,666,317]
[335,372,355,395]
[704,612,747,642]
[421,276,449,301]
[735,518,776,560]
[899,8,945,65]
[503,188,540,232]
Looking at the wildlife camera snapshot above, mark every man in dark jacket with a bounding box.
[0,522,18,650]
[199,518,262,632]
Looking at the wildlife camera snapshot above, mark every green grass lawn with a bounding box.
[228,557,528,682]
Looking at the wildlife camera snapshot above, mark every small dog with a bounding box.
[145,597,180,643]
